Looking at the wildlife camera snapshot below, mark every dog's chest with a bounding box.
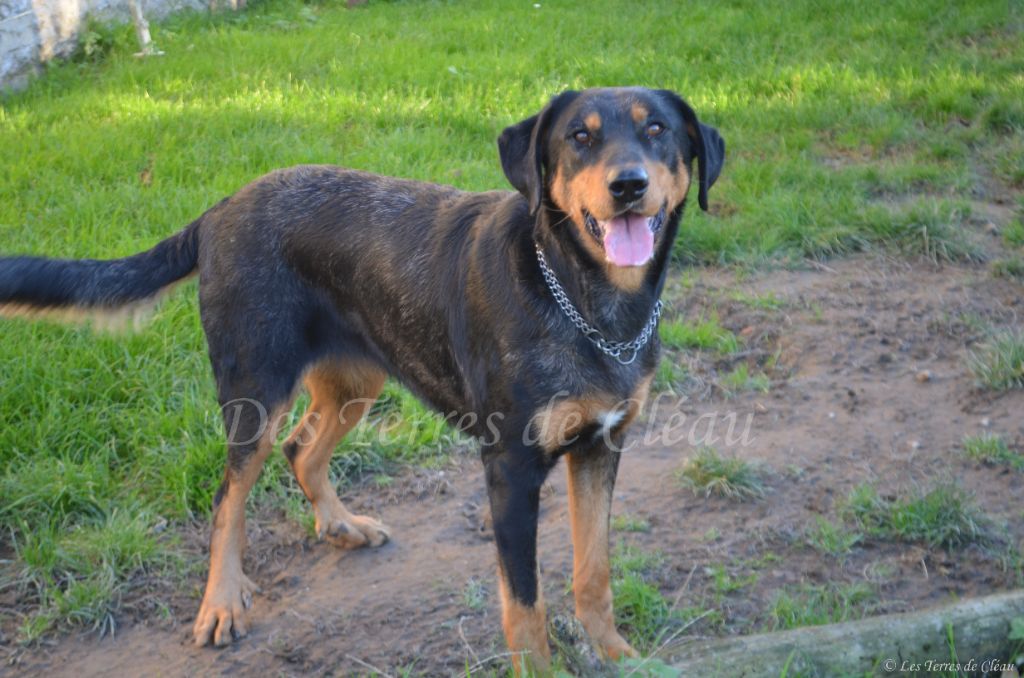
[528,370,654,454]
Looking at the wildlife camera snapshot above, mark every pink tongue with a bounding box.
[602,213,655,266]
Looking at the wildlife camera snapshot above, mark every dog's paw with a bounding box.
[318,513,390,549]
[593,629,637,661]
[192,572,259,647]
[574,611,637,663]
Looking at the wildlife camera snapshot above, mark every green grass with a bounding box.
[841,482,991,549]
[719,363,771,395]
[730,290,785,311]
[609,543,670,652]
[968,329,1024,390]
[992,256,1024,279]
[0,0,1021,640]
[659,314,740,354]
[768,582,876,630]
[611,513,652,533]
[961,433,1024,471]
[653,356,690,393]
[461,577,488,613]
[1005,220,1024,247]
[804,516,862,558]
[677,447,767,499]
[706,564,758,600]
[609,542,712,654]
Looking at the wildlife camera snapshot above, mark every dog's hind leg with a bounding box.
[281,361,390,549]
[193,391,295,646]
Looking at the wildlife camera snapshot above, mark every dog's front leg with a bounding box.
[483,448,551,674]
[566,440,637,660]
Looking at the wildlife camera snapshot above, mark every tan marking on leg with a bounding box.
[193,404,289,647]
[631,102,649,124]
[566,453,636,661]
[498,566,551,675]
[284,361,390,548]
[584,112,602,131]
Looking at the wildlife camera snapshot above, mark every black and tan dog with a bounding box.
[0,87,723,672]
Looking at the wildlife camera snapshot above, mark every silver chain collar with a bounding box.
[535,242,663,366]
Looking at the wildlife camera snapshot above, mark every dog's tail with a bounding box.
[0,219,201,329]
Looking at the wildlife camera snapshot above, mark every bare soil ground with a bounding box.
[4,247,1024,677]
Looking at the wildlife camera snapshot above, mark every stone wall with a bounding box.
[0,0,204,90]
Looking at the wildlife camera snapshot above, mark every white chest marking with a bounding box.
[596,409,625,436]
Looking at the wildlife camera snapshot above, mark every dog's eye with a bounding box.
[573,130,592,145]
[645,122,666,138]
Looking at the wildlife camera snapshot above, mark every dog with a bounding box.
[0,87,723,673]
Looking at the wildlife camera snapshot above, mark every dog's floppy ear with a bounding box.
[498,90,578,215]
[657,90,725,211]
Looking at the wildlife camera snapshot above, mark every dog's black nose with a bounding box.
[608,167,649,203]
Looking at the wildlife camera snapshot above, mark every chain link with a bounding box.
[535,242,663,366]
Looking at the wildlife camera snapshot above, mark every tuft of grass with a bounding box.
[11,509,178,640]
[992,257,1024,279]
[991,135,1024,187]
[730,290,785,310]
[855,200,985,263]
[1010,616,1024,657]
[983,98,1024,134]
[719,363,771,395]
[653,356,690,393]
[706,563,758,599]
[969,329,1024,390]
[659,315,740,354]
[612,513,652,533]
[961,433,1024,471]
[677,447,767,500]
[841,482,991,549]
[1004,220,1024,248]
[769,582,876,630]
[804,516,862,558]
[461,577,488,612]
[609,543,671,652]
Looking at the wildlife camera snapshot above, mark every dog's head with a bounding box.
[499,88,724,279]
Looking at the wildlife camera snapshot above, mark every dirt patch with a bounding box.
[3,254,1024,677]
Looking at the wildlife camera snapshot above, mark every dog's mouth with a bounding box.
[583,205,666,267]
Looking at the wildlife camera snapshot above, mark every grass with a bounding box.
[609,542,714,655]
[968,329,1024,390]
[653,356,690,393]
[730,290,785,311]
[461,577,488,613]
[961,433,1024,471]
[706,564,758,600]
[1005,219,1024,247]
[0,0,1021,642]
[841,482,991,549]
[659,314,740,354]
[768,582,876,631]
[611,513,652,533]
[992,256,1024,279]
[719,363,771,395]
[804,516,862,558]
[677,447,767,500]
